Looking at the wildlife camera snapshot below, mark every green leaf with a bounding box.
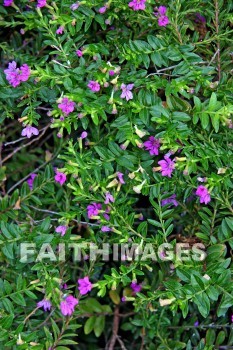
[84,316,96,335]
[94,315,105,337]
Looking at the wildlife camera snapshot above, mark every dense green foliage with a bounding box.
[0,0,233,349]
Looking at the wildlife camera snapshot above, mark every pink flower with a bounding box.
[4,61,30,87]
[88,80,100,92]
[104,192,114,204]
[77,276,93,295]
[158,155,175,177]
[161,194,178,207]
[21,126,39,138]
[128,0,146,11]
[195,186,211,204]
[130,282,142,293]
[117,172,125,184]
[37,0,46,7]
[80,131,88,139]
[70,2,80,10]
[109,70,115,76]
[58,97,75,115]
[98,6,107,13]
[144,136,160,156]
[101,226,112,232]
[37,299,52,311]
[54,170,67,185]
[158,5,167,15]
[120,83,134,101]
[55,225,68,236]
[76,49,83,57]
[56,26,64,35]
[87,203,102,218]
[27,173,37,190]
[158,15,169,27]
[4,0,13,6]
[60,295,78,316]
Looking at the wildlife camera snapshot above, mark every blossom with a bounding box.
[128,0,146,11]
[87,203,102,218]
[60,295,78,316]
[21,126,39,138]
[104,192,114,204]
[195,186,211,204]
[120,83,134,101]
[144,136,160,156]
[158,155,175,177]
[98,6,107,13]
[54,170,67,185]
[37,299,52,312]
[88,80,100,92]
[3,0,13,6]
[130,282,142,293]
[56,26,64,35]
[158,16,169,27]
[70,2,80,10]
[80,131,88,139]
[37,0,46,7]
[101,226,112,232]
[195,13,206,23]
[78,276,93,295]
[109,70,115,76]
[161,194,178,207]
[55,225,68,236]
[27,173,37,190]
[4,61,30,87]
[117,172,125,184]
[58,97,75,115]
[76,49,83,57]
[154,5,169,27]
[194,320,199,327]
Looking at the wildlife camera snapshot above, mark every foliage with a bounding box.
[0,0,233,349]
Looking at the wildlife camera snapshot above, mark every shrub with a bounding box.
[0,0,233,349]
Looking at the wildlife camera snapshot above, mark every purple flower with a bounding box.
[54,170,67,185]
[88,80,100,92]
[98,6,107,13]
[4,61,30,87]
[37,299,52,312]
[195,13,206,23]
[18,64,30,81]
[120,83,134,101]
[37,0,47,7]
[4,0,13,6]
[158,15,169,27]
[21,126,39,138]
[194,320,199,327]
[56,26,64,35]
[76,49,83,57]
[77,276,93,295]
[128,0,146,11]
[144,136,160,156]
[130,282,142,293]
[87,203,102,218]
[101,226,112,232]
[161,194,178,207]
[158,6,167,15]
[231,315,233,323]
[158,155,175,177]
[104,192,114,204]
[27,173,37,190]
[117,172,125,184]
[80,131,88,139]
[55,225,68,236]
[70,2,80,10]
[58,97,75,115]
[109,70,115,76]
[195,186,211,204]
[60,295,78,316]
